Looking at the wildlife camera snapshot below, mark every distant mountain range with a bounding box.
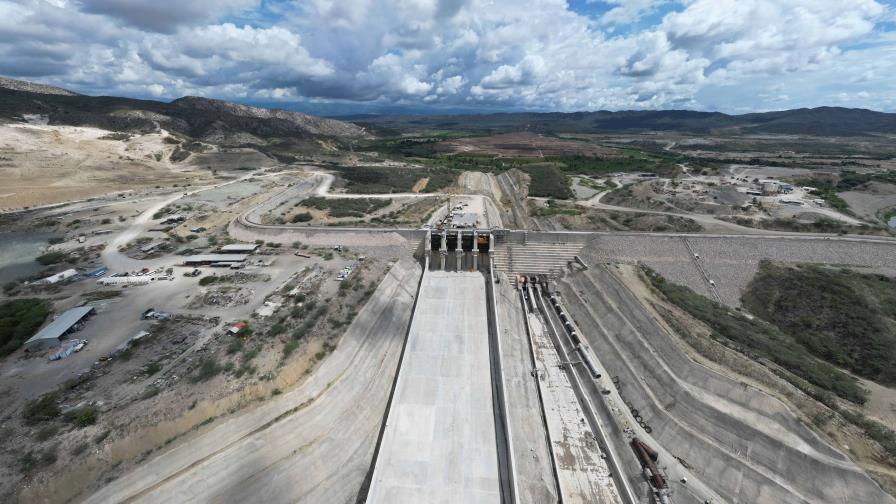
[347,107,896,137]
[0,77,369,146]
[2,76,895,141]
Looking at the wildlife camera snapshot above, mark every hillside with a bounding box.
[0,77,370,146]
[349,107,896,137]
[742,261,896,386]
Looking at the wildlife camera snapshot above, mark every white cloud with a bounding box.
[78,0,259,33]
[0,0,893,112]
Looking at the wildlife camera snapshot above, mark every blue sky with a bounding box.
[1,0,895,115]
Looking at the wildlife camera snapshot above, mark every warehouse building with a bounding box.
[35,268,79,285]
[24,306,95,351]
[219,243,259,253]
[182,254,248,266]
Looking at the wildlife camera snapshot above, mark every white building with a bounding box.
[36,268,78,285]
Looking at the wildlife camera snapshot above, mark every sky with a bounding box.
[2,0,896,115]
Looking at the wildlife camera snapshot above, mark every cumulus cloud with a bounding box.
[0,0,893,112]
[77,0,259,33]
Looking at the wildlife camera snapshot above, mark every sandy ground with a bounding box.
[841,183,896,223]
[76,259,420,504]
[0,122,208,210]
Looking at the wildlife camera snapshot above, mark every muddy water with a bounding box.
[0,231,60,283]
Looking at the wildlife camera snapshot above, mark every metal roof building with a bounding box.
[220,243,259,253]
[36,268,79,285]
[25,306,94,351]
[183,254,248,265]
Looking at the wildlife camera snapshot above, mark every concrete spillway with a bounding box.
[367,270,501,503]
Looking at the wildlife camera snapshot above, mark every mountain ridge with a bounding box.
[2,76,895,138]
[0,76,370,146]
[346,106,896,137]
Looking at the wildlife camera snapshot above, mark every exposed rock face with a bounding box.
[0,76,371,146]
[172,96,370,139]
[0,76,80,96]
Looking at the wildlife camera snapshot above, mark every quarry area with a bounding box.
[2,94,896,504]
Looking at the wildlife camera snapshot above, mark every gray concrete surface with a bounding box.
[494,276,559,503]
[367,271,501,503]
[525,302,621,503]
[83,259,421,504]
[580,234,896,306]
[557,264,895,504]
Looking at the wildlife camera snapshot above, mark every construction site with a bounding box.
[1,154,895,504]
[2,103,896,504]
[52,205,893,504]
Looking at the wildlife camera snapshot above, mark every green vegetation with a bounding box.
[141,385,160,400]
[720,216,884,236]
[190,357,223,382]
[83,290,123,301]
[35,424,59,441]
[530,200,584,217]
[547,154,678,177]
[298,196,391,218]
[23,392,60,424]
[333,165,457,193]
[19,446,57,472]
[64,405,98,427]
[796,171,896,214]
[518,164,573,199]
[742,261,896,385]
[282,340,299,358]
[644,267,867,404]
[883,207,896,223]
[198,275,222,286]
[35,251,68,265]
[0,299,51,356]
[291,212,313,223]
[47,236,65,245]
[144,361,163,376]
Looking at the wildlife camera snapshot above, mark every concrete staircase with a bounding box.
[491,242,584,278]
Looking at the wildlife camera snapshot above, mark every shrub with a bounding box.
[283,340,299,358]
[198,276,218,286]
[24,393,60,424]
[144,361,163,376]
[227,338,243,354]
[65,405,98,427]
[35,425,59,441]
[291,212,313,223]
[141,386,160,400]
[743,261,896,385]
[0,299,50,356]
[35,251,67,265]
[191,357,223,382]
[645,267,867,404]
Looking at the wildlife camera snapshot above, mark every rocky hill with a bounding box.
[0,77,370,147]
[0,77,79,97]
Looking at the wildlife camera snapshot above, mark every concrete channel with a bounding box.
[528,281,636,504]
[557,264,896,504]
[366,270,503,503]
